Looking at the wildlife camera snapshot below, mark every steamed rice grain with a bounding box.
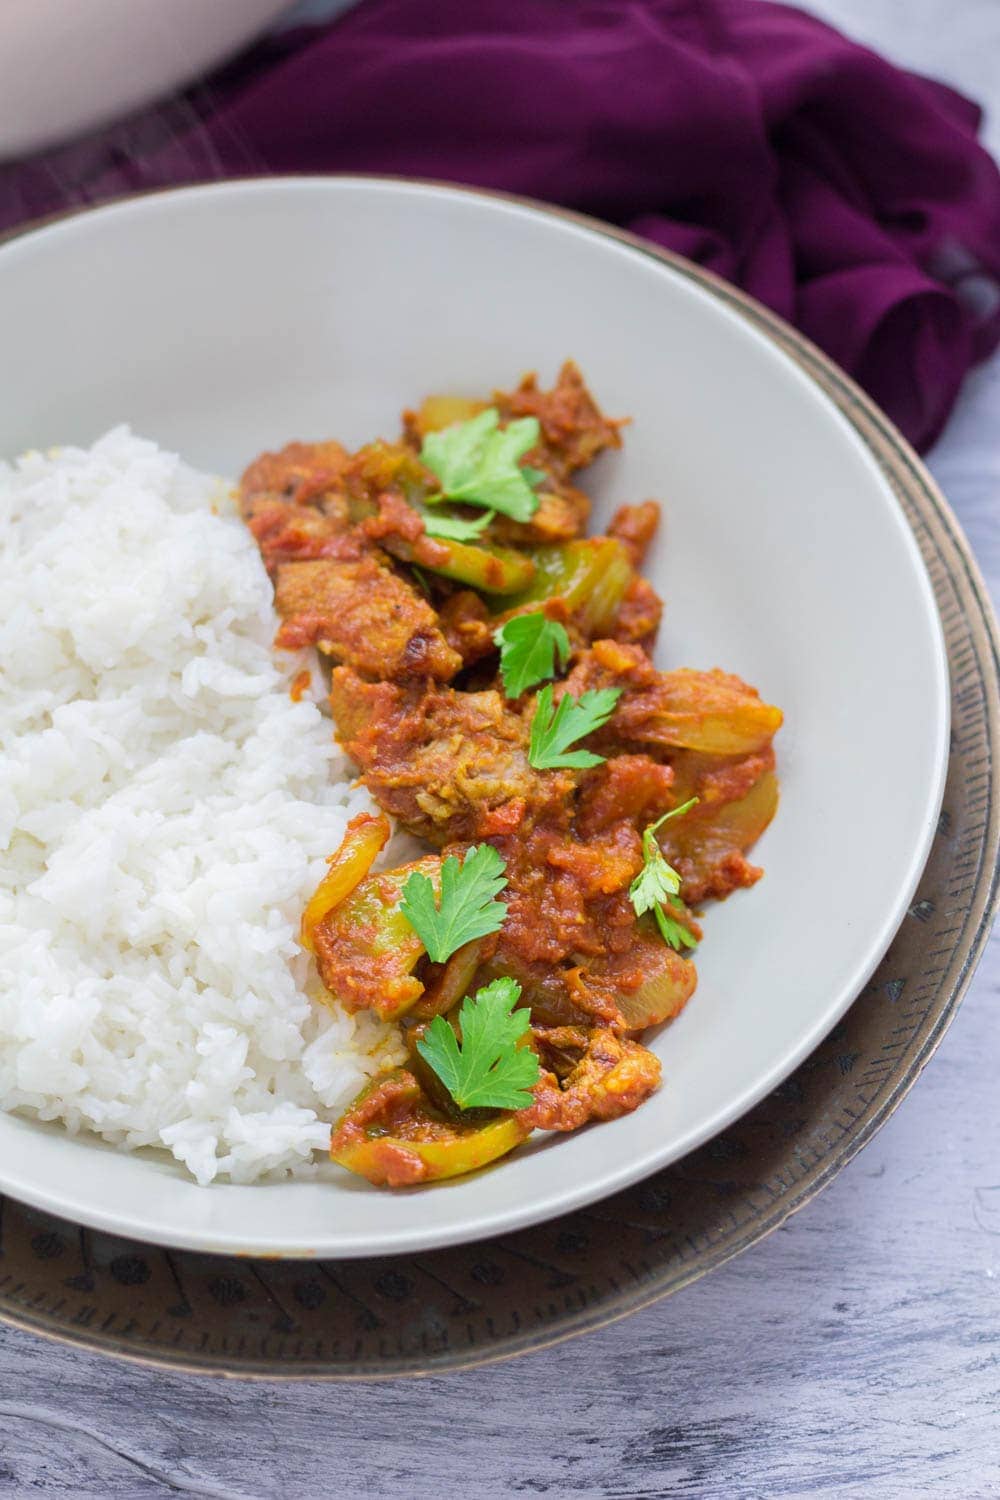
[0,428,403,1184]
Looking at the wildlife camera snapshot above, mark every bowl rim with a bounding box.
[0,175,960,1261]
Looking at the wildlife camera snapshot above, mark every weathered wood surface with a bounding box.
[1,2,999,1495]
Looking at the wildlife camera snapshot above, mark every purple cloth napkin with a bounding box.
[5,0,999,450]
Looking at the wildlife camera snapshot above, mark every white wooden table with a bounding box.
[1,3,998,1495]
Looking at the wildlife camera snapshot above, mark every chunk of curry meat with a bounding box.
[523,1027,663,1131]
[274,558,461,681]
[495,360,624,479]
[329,667,565,846]
[240,440,349,507]
[606,501,661,567]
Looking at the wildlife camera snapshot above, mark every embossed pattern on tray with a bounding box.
[0,215,996,1379]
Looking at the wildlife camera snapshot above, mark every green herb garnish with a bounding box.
[420,408,544,523]
[629,798,700,951]
[421,508,495,543]
[415,977,540,1110]
[527,683,621,771]
[400,844,508,964]
[494,612,571,698]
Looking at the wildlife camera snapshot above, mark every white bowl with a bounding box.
[0,0,295,161]
[0,178,948,1256]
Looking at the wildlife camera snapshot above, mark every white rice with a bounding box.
[0,428,404,1185]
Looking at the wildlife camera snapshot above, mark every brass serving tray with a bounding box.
[1,201,996,1378]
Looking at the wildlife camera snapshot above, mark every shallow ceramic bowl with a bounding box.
[0,178,948,1258]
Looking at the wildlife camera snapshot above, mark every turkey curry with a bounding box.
[239,363,782,1189]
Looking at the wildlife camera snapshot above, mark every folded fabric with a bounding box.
[3,0,999,450]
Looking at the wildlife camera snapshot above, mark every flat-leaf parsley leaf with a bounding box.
[420,408,544,523]
[415,977,540,1110]
[494,612,571,698]
[421,508,495,542]
[400,844,508,964]
[527,683,621,770]
[629,797,700,951]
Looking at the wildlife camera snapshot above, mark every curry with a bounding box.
[239,363,782,1188]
